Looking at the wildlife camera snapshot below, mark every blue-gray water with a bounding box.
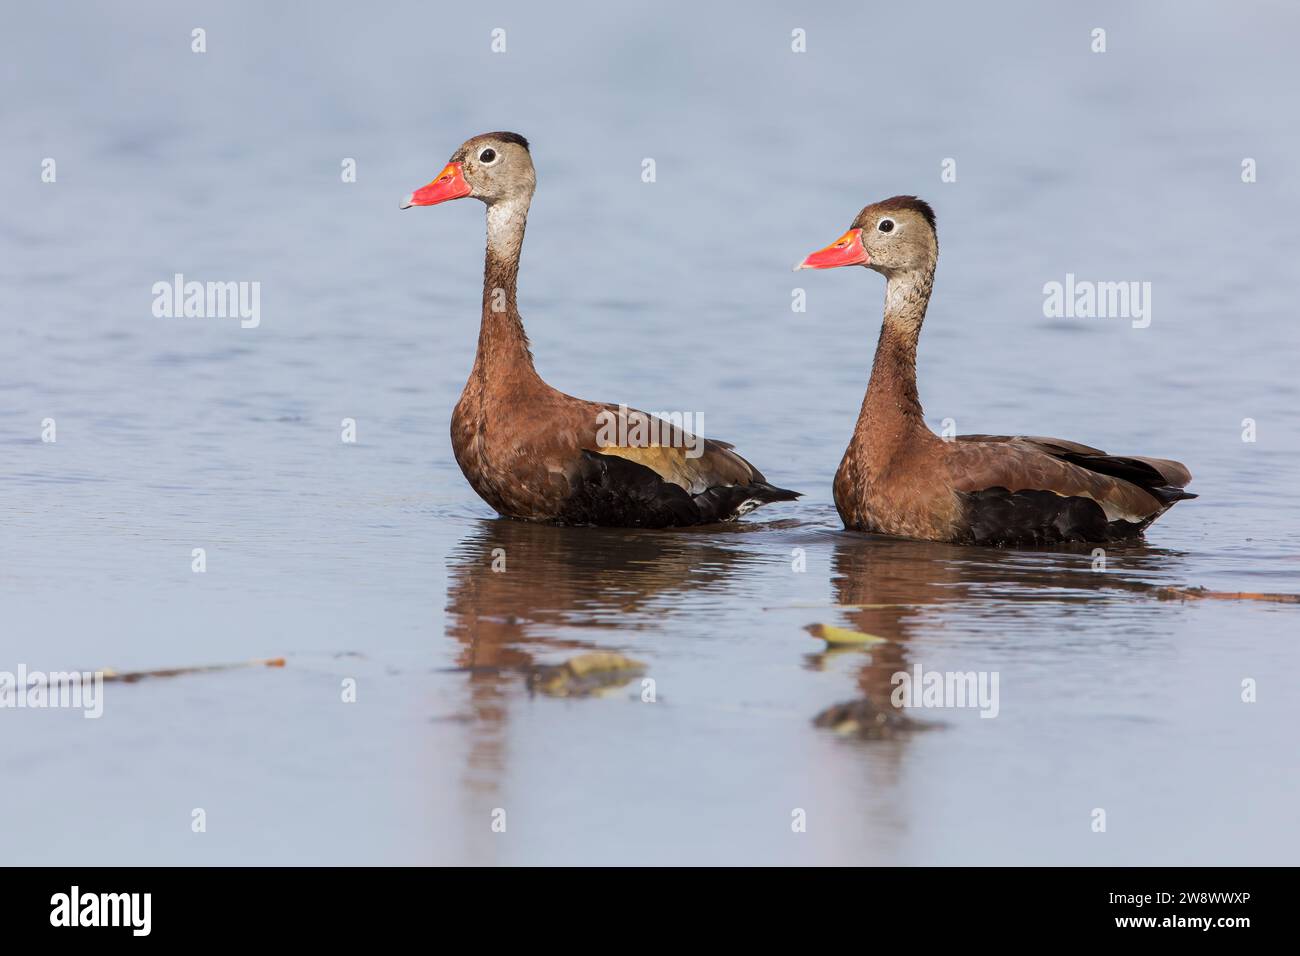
[2,0,1298,864]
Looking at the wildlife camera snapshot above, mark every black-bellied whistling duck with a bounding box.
[796,196,1194,546]
[402,132,799,527]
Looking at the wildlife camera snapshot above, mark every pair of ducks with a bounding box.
[402,132,1194,546]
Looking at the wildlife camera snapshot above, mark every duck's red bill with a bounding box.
[796,228,869,269]
[401,162,471,208]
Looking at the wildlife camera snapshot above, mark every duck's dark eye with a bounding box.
[878,219,895,233]
[478,148,497,163]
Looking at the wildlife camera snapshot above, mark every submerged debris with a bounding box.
[100,657,285,683]
[804,623,887,647]
[813,697,939,739]
[526,652,645,698]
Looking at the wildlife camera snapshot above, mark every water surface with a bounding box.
[2,0,1298,865]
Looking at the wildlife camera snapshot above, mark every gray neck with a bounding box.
[860,265,937,443]
[475,193,536,379]
[485,194,531,280]
[881,265,934,341]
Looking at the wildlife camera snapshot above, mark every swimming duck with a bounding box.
[402,132,799,527]
[796,196,1194,546]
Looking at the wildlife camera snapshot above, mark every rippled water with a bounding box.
[3,1,1299,864]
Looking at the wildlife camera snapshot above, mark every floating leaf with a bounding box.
[804,623,887,646]
[526,652,645,698]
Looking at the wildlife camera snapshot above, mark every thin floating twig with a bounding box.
[100,657,285,683]
[1151,587,1300,604]
[762,602,928,611]
[767,587,1300,612]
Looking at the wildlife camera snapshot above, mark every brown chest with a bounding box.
[833,442,961,541]
[449,385,578,521]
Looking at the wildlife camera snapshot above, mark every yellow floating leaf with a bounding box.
[804,623,887,646]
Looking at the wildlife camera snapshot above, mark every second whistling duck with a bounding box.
[401,132,799,528]
[797,196,1194,546]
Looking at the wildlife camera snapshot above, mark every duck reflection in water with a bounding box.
[811,534,1185,737]
[444,519,755,784]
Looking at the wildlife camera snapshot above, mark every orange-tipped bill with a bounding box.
[400,162,471,209]
[795,228,869,270]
